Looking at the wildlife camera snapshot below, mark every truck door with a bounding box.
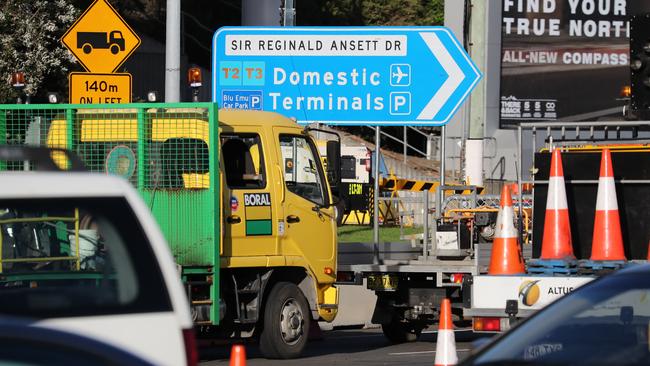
[273,128,336,279]
[220,132,277,257]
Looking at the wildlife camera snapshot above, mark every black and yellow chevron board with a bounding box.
[380,177,439,192]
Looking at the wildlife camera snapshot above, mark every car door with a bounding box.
[220,130,278,258]
[273,128,336,279]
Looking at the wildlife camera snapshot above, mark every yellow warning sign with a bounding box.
[69,73,131,104]
[61,0,140,73]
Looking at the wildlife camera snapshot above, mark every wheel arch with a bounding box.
[262,267,319,321]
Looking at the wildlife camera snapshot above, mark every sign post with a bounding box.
[62,0,140,104]
[212,27,482,126]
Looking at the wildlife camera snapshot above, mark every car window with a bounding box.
[471,273,650,365]
[0,197,171,318]
[279,135,327,205]
[221,134,266,189]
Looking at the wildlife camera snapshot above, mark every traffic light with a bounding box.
[630,13,650,119]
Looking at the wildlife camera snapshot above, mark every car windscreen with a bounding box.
[0,197,171,318]
[469,270,650,365]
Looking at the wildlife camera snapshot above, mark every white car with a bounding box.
[0,148,196,366]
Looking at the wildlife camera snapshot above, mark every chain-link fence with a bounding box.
[0,103,219,266]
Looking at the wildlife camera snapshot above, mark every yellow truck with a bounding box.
[1,103,340,359]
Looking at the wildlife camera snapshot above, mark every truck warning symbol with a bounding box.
[77,31,125,55]
[60,0,141,73]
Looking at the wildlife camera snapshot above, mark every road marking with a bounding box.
[422,328,473,334]
[389,349,471,356]
[332,333,385,339]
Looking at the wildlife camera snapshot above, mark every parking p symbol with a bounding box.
[390,92,411,115]
[251,96,261,110]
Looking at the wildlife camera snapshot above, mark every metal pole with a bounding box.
[423,190,429,261]
[437,126,447,217]
[283,0,296,26]
[165,0,181,102]
[242,0,283,25]
[404,126,408,164]
[373,126,381,264]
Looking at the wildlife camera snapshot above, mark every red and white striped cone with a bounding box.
[488,185,526,275]
[434,298,457,366]
[591,148,626,261]
[541,149,575,260]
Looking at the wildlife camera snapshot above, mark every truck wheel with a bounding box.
[82,44,92,54]
[381,318,422,343]
[110,44,120,55]
[259,282,310,359]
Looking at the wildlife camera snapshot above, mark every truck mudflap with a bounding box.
[318,286,339,322]
[466,275,595,320]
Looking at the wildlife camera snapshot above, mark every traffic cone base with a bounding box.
[541,208,574,260]
[435,331,458,366]
[435,298,458,366]
[591,209,625,261]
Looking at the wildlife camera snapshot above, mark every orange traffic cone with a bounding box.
[434,298,458,366]
[488,185,526,274]
[229,344,246,366]
[590,149,625,261]
[540,149,575,260]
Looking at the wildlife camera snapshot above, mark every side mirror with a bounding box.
[326,140,341,186]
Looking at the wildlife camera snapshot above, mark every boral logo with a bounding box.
[518,280,541,307]
[244,193,271,206]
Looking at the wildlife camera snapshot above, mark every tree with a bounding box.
[300,0,444,26]
[0,0,78,103]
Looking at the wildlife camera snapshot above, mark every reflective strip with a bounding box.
[495,205,517,239]
[595,177,618,211]
[546,176,568,209]
[434,329,458,366]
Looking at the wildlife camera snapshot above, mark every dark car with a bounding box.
[462,264,650,365]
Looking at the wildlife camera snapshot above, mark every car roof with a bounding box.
[0,172,131,199]
[219,108,299,128]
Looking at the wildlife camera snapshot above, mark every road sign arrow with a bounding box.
[417,32,465,120]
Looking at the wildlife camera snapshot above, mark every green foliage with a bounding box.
[301,0,444,26]
[0,0,78,103]
[338,225,423,242]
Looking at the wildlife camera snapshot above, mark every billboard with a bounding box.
[499,0,633,128]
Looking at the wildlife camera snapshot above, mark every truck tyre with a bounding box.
[259,282,310,359]
[381,318,422,344]
[110,44,120,55]
[82,44,92,54]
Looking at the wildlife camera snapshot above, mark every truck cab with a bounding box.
[218,110,339,357]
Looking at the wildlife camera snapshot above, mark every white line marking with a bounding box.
[389,349,471,356]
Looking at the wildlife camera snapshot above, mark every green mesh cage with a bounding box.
[0,103,220,323]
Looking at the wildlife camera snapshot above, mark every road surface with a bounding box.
[199,327,491,365]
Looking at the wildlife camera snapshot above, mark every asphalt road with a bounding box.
[199,327,491,366]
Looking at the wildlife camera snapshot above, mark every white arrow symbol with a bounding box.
[416,32,465,120]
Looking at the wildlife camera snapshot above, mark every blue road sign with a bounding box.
[212,27,482,126]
